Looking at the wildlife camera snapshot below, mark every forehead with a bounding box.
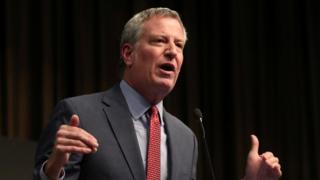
[141,16,185,40]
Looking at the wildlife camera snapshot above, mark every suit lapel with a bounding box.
[164,110,181,180]
[101,84,145,180]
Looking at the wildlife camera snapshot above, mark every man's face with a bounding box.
[122,16,185,102]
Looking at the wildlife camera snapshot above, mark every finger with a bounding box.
[67,115,98,146]
[56,136,92,148]
[59,126,98,143]
[271,163,282,177]
[70,114,80,127]
[56,137,98,153]
[262,157,280,172]
[261,155,282,177]
[261,151,274,160]
[57,127,99,148]
[265,157,279,165]
[249,134,259,154]
[56,144,94,154]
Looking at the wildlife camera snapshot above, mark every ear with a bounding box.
[121,43,134,67]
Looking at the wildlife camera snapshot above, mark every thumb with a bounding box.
[249,134,259,155]
[70,114,80,127]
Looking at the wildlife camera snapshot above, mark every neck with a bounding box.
[122,77,167,105]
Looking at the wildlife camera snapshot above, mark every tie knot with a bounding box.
[150,106,158,116]
[149,106,160,125]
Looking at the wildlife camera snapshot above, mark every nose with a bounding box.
[164,43,177,60]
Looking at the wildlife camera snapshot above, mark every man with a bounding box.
[34,7,282,180]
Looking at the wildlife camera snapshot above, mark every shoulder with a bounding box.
[63,91,106,104]
[59,83,121,108]
[164,110,196,138]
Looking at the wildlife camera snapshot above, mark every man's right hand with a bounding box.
[44,114,99,179]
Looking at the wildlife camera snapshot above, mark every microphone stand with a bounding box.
[194,108,216,180]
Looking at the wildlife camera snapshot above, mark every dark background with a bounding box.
[1,0,319,179]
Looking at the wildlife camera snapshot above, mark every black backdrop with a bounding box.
[1,0,319,179]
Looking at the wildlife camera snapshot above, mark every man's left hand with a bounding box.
[243,135,282,180]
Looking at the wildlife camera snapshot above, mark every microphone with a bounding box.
[194,108,216,180]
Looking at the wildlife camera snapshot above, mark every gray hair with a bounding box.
[120,7,187,51]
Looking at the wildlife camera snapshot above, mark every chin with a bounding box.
[155,79,175,93]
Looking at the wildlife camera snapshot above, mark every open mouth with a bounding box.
[159,63,175,72]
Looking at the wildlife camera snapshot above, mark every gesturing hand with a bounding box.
[243,135,282,180]
[45,115,99,179]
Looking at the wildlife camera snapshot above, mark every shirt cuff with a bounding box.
[39,160,65,180]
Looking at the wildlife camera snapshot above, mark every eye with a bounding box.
[155,38,165,43]
[175,42,184,49]
[150,37,166,46]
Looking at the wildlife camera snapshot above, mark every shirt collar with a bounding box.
[120,80,164,122]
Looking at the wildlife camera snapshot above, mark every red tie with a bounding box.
[146,106,161,180]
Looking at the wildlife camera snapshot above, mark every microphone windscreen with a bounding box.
[193,108,203,118]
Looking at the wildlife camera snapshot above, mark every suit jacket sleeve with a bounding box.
[192,134,198,180]
[33,99,83,180]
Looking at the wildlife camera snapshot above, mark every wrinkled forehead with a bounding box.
[140,15,187,41]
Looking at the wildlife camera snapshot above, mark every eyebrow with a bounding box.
[150,34,185,42]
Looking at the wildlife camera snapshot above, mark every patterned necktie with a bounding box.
[146,106,161,180]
